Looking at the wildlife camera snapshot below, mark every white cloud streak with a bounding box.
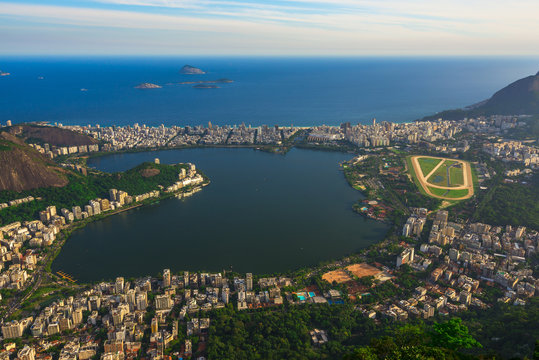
[0,0,538,55]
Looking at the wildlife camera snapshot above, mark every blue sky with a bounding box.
[1,0,538,55]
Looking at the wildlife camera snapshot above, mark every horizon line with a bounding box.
[2,54,539,58]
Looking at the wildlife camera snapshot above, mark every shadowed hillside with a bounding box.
[5,124,98,147]
[422,71,539,120]
[0,132,68,191]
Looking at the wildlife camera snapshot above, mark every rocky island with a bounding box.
[180,64,206,74]
[193,84,219,89]
[135,83,162,89]
[176,78,233,85]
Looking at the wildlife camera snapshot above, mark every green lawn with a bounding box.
[427,186,469,198]
[444,189,470,198]
[449,164,464,186]
[417,157,442,177]
[428,160,464,187]
[428,161,450,185]
[427,187,449,196]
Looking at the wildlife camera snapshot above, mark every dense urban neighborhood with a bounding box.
[0,111,538,359]
[1,0,538,354]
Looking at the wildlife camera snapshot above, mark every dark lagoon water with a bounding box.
[1,57,538,127]
[52,148,389,282]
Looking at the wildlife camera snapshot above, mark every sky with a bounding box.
[0,0,538,56]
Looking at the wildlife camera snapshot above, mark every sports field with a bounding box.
[346,263,381,278]
[322,269,352,284]
[409,155,474,200]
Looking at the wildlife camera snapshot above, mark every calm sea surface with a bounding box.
[1,57,538,127]
[52,148,389,282]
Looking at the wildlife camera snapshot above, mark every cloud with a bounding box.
[0,1,538,55]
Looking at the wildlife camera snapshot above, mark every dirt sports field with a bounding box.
[410,155,474,200]
[322,263,382,284]
[346,263,381,278]
[322,269,352,284]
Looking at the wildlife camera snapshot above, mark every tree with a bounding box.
[429,318,482,350]
[343,347,378,360]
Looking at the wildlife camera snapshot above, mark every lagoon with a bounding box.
[52,148,388,282]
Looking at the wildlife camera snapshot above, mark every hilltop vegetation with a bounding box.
[0,162,188,224]
[206,298,539,359]
[473,171,539,230]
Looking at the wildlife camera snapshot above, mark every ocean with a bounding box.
[0,57,537,127]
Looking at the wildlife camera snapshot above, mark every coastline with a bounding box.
[77,136,351,165]
[4,182,210,318]
[0,145,384,287]
[48,181,210,274]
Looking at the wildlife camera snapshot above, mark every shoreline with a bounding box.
[76,142,352,166]
[4,182,209,319]
[49,148,389,284]
[2,147,392,294]
[2,145,389,289]
[54,149,392,284]
[48,181,210,276]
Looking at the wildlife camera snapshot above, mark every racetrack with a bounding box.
[410,155,474,200]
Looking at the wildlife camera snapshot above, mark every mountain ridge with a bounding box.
[422,70,539,120]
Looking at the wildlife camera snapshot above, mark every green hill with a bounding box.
[0,162,189,225]
[423,71,539,120]
[481,71,539,115]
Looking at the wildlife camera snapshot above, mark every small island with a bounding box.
[193,84,219,89]
[180,65,206,74]
[177,78,233,85]
[0,70,10,76]
[135,83,162,89]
